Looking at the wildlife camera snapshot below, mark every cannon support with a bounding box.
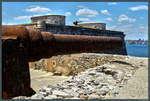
[2,25,123,99]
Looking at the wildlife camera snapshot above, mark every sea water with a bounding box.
[126,44,148,57]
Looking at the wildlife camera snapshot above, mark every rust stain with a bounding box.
[2,25,123,99]
[2,91,8,99]
[2,25,123,62]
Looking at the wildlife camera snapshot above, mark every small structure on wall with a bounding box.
[76,22,106,30]
[31,15,66,26]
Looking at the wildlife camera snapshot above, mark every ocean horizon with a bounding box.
[126,44,148,57]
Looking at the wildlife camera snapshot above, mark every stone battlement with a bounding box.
[20,14,127,55]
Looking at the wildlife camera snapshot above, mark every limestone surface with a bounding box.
[14,53,148,99]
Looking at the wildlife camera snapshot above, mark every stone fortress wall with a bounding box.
[29,15,127,55]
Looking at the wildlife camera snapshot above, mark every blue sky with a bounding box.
[2,2,148,40]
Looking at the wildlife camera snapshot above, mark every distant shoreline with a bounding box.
[126,43,148,45]
[125,40,148,45]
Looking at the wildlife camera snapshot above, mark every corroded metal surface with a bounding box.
[54,34,122,55]
[2,25,123,99]
[2,39,36,99]
[2,25,123,61]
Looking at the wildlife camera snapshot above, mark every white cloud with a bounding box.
[2,22,17,25]
[77,5,87,9]
[101,10,111,16]
[14,13,51,21]
[76,8,99,17]
[79,18,89,21]
[129,5,148,11]
[32,14,43,17]
[108,2,117,5]
[118,14,136,22]
[108,24,133,32]
[118,24,133,32]
[139,25,148,34]
[65,12,72,16]
[68,21,73,25]
[33,13,51,17]
[140,17,144,20]
[14,16,31,20]
[139,26,145,29]
[107,26,117,30]
[105,17,113,21]
[2,22,7,25]
[108,24,148,40]
[45,13,51,15]
[26,6,51,13]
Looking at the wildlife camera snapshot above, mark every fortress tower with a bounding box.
[31,15,66,26]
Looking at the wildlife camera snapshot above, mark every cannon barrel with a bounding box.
[2,25,123,62]
[2,25,123,99]
[53,34,122,55]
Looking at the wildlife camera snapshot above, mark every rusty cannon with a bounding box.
[2,25,123,99]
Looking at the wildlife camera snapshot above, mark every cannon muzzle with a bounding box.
[2,25,123,61]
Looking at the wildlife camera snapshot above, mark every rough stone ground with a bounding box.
[111,58,148,99]
[13,54,148,99]
[29,69,68,92]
